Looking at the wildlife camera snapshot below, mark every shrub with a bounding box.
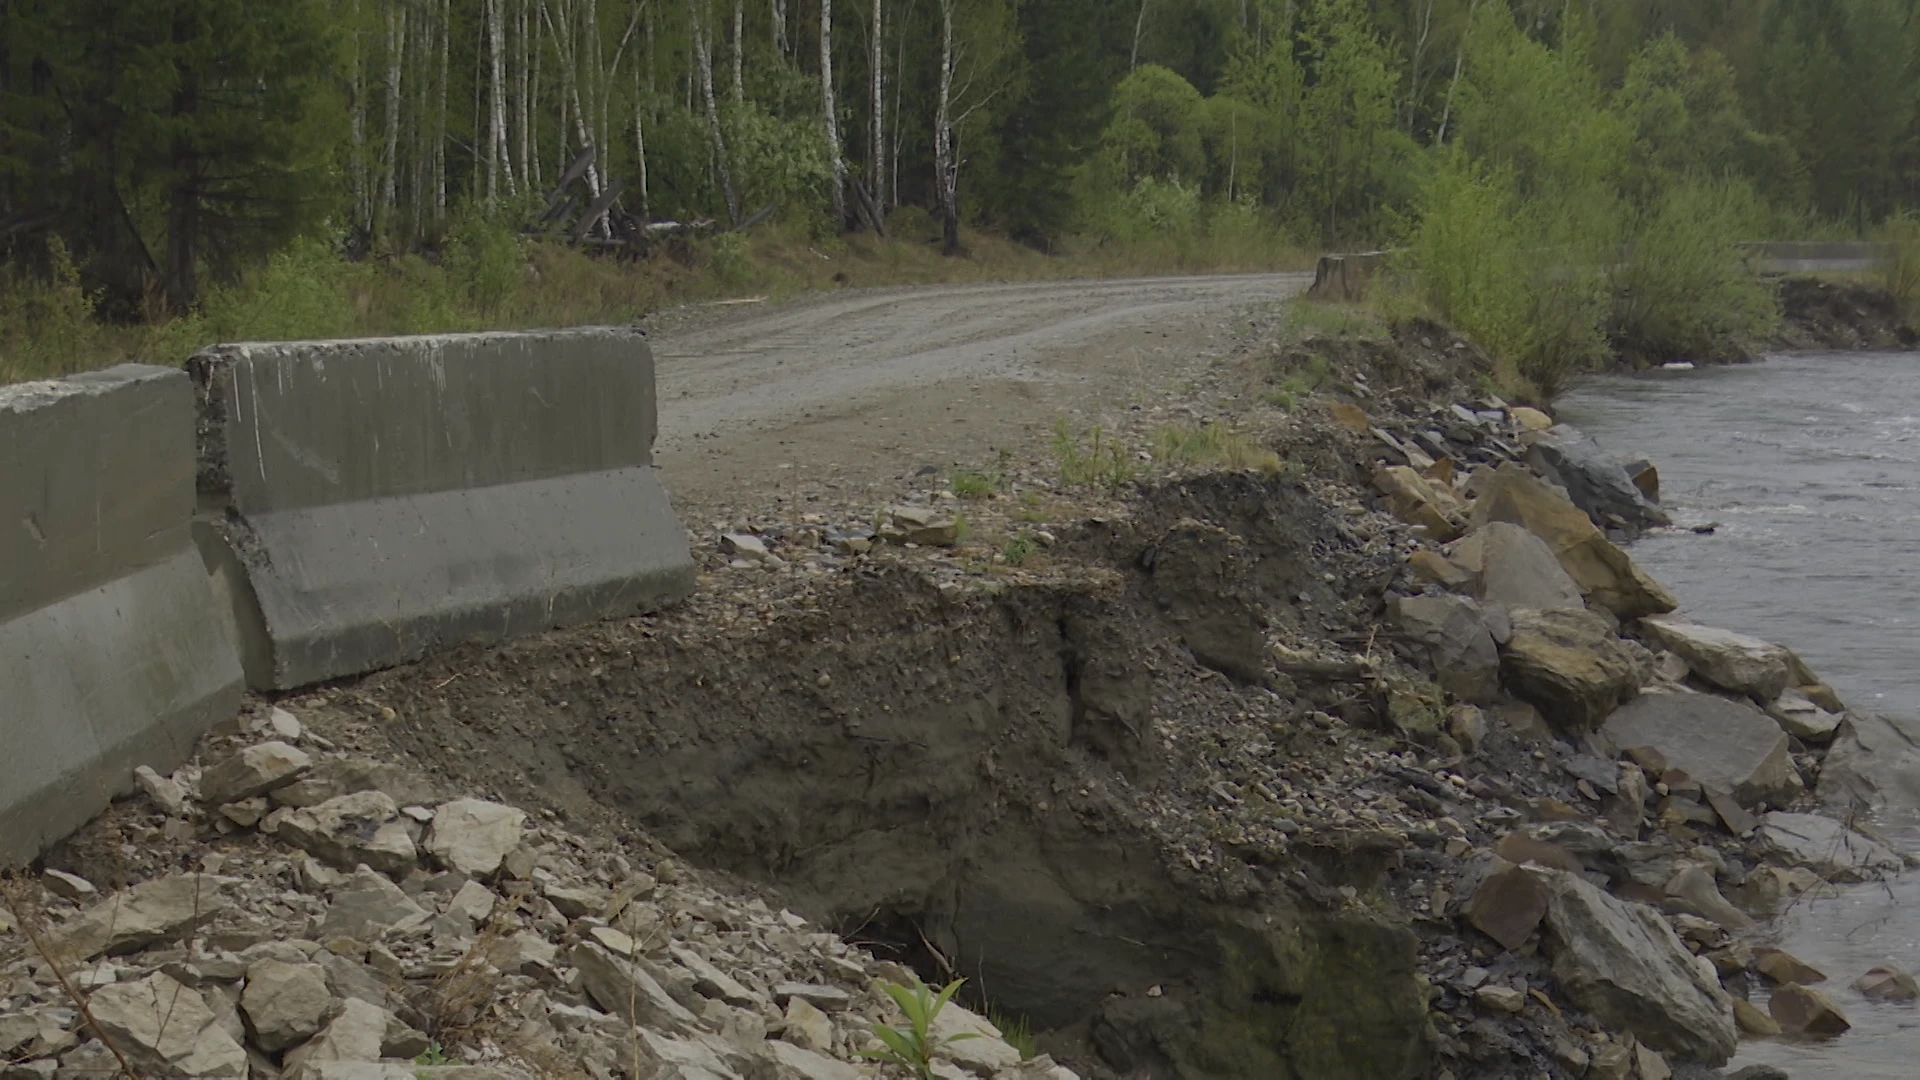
[0,237,100,381]
[1608,179,1779,364]
[1876,213,1920,318]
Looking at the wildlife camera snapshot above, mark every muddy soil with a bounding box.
[1770,276,1918,353]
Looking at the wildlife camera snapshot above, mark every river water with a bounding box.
[1561,352,1920,1079]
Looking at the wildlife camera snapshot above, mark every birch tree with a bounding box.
[869,0,884,214]
[821,0,846,225]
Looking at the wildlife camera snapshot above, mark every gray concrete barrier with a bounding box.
[1307,250,1397,302]
[189,328,695,690]
[1,366,243,865]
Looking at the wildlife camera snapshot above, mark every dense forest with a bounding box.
[2,0,1918,387]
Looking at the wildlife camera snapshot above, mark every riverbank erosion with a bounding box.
[3,311,1909,1080]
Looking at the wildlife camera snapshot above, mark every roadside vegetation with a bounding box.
[5,1,1920,391]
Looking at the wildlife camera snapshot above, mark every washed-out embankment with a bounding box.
[1,268,1912,1080]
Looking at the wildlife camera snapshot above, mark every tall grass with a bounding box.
[1875,213,1920,318]
[0,209,1309,385]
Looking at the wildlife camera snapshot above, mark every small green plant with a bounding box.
[990,1009,1038,1061]
[1051,419,1136,490]
[1001,534,1036,566]
[862,975,979,1080]
[1152,421,1282,472]
[1283,300,1384,341]
[414,1042,452,1066]
[950,469,1003,499]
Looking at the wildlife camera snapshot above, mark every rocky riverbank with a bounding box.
[3,310,1909,1080]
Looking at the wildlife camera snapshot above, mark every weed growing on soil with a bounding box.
[950,469,1003,499]
[1051,419,1136,490]
[1284,300,1386,342]
[1265,352,1333,410]
[863,976,979,1080]
[989,1010,1037,1061]
[1001,534,1036,566]
[1153,422,1283,473]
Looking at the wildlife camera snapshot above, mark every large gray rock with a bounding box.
[573,943,702,1034]
[1472,463,1678,618]
[319,867,432,941]
[1392,594,1502,704]
[1638,617,1795,701]
[200,740,313,804]
[43,874,226,962]
[1602,692,1799,807]
[270,791,417,873]
[1499,608,1640,733]
[282,998,393,1080]
[1534,869,1736,1063]
[1817,711,1920,817]
[1525,425,1671,532]
[88,972,249,1077]
[242,959,335,1051]
[932,1003,1025,1075]
[1767,690,1844,743]
[759,1040,862,1080]
[425,799,527,876]
[1446,523,1585,611]
[1758,812,1904,882]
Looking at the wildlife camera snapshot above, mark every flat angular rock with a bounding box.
[931,1003,1023,1075]
[1464,862,1551,950]
[1854,964,1920,1001]
[759,1040,862,1080]
[671,946,762,1007]
[242,959,335,1051]
[1474,984,1527,1013]
[1525,425,1670,532]
[1639,617,1795,701]
[1663,865,1751,930]
[542,883,606,918]
[1753,947,1825,986]
[1602,692,1798,807]
[201,740,313,804]
[1374,466,1466,541]
[1769,983,1850,1037]
[89,972,248,1077]
[1446,522,1585,611]
[283,998,392,1079]
[773,983,853,1012]
[133,765,188,815]
[781,997,834,1052]
[447,880,496,924]
[42,869,95,902]
[1472,463,1677,618]
[1817,711,1920,815]
[272,790,417,873]
[1500,608,1640,733]
[1535,867,1737,1064]
[1733,997,1780,1036]
[574,943,701,1034]
[1758,812,1904,881]
[1767,690,1844,742]
[44,874,226,961]
[319,866,432,941]
[425,799,527,876]
[1392,593,1501,703]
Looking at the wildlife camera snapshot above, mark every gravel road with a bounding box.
[648,272,1311,509]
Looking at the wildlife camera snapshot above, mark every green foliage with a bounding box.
[1000,534,1036,566]
[862,976,979,1080]
[1153,422,1283,472]
[0,238,102,381]
[443,206,529,320]
[1609,179,1780,364]
[950,469,1004,499]
[413,1043,452,1067]
[989,1010,1037,1060]
[1051,419,1136,490]
[1104,66,1209,185]
[1875,214,1920,317]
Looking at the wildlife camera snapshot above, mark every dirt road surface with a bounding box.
[647,272,1311,516]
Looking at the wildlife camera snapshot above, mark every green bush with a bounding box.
[443,205,527,319]
[1876,213,1920,317]
[0,237,101,381]
[1608,179,1779,364]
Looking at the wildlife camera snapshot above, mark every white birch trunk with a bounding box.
[634,64,650,218]
[350,0,369,238]
[380,0,405,237]
[933,0,957,253]
[731,0,745,100]
[437,0,451,223]
[694,4,741,224]
[772,0,786,59]
[868,0,882,213]
[821,0,845,225]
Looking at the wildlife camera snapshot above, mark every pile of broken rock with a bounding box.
[1362,398,1918,1073]
[0,716,1067,1080]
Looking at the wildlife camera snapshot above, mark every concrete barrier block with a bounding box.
[0,365,243,865]
[189,328,695,690]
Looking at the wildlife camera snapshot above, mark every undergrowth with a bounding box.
[1152,422,1283,472]
[0,208,1309,385]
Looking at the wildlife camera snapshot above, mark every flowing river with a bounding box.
[1561,352,1920,1079]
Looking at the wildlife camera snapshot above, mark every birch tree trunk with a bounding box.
[1131,0,1149,69]
[933,0,958,254]
[1435,0,1482,146]
[350,0,370,241]
[437,0,451,224]
[731,0,745,100]
[380,0,406,241]
[488,0,511,202]
[1404,0,1436,134]
[517,0,532,194]
[634,64,650,218]
[772,0,786,59]
[694,4,741,224]
[868,0,883,218]
[821,0,846,225]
